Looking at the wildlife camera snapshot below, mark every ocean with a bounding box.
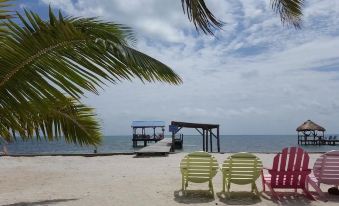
[4,135,339,155]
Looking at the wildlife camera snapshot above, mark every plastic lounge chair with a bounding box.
[307,150,339,201]
[221,152,263,197]
[261,147,314,200]
[180,151,218,195]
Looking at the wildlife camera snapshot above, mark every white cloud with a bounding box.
[39,0,339,135]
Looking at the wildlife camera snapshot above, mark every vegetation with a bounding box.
[181,0,304,35]
[0,1,182,146]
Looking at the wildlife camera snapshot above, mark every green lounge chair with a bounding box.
[180,151,218,195]
[221,152,263,197]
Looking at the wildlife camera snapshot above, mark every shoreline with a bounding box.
[1,150,329,157]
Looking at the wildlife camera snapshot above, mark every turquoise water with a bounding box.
[4,135,339,155]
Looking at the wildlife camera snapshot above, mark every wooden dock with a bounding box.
[135,138,172,156]
[298,139,339,145]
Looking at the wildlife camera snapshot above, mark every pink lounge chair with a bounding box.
[261,147,314,200]
[307,150,339,201]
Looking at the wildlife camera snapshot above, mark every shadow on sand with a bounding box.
[1,198,78,206]
[173,190,215,204]
[216,191,262,205]
[261,191,313,205]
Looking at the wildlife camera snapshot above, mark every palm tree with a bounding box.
[0,1,182,146]
[181,0,304,35]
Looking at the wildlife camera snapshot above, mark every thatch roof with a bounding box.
[296,120,325,132]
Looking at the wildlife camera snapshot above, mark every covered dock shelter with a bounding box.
[131,120,165,147]
[297,120,325,145]
[169,121,220,152]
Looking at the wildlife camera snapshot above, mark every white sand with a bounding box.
[1,153,339,206]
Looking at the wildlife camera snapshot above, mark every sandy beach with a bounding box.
[1,153,339,206]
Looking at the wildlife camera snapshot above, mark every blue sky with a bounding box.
[13,0,339,135]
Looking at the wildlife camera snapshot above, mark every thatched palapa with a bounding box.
[297,120,326,145]
[296,120,325,132]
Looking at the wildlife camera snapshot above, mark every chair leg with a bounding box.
[182,177,184,191]
[266,183,278,200]
[182,178,187,195]
[252,182,260,196]
[209,180,214,196]
[302,188,315,201]
[227,181,231,198]
[261,171,266,192]
[306,176,327,201]
[222,176,226,193]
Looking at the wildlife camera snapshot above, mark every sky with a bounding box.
[13,0,339,135]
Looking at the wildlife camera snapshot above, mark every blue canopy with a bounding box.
[131,121,165,128]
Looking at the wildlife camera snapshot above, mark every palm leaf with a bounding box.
[0,98,101,146]
[0,0,14,37]
[0,8,181,107]
[181,0,304,34]
[271,0,304,29]
[181,0,224,35]
[0,8,182,145]
[0,0,13,20]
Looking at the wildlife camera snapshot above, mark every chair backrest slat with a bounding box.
[285,147,297,186]
[278,147,289,185]
[271,154,280,187]
[299,150,310,186]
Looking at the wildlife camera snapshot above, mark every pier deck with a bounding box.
[135,138,172,156]
[298,139,339,145]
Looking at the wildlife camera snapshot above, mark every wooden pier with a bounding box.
[135,138,172,156]
[296,120,339,146]
[170,121,220,153]
[132,137,162,147]
[298,139,339,145]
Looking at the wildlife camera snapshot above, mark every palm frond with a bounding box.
[0,98,101,146]
[181,0,224,35]
[271,0,304,29]
[0,8,182,145]
[0,0,14,37]
[0,8,182,109]
[0,0,13,19]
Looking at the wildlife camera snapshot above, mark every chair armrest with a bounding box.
[261,168,271,176]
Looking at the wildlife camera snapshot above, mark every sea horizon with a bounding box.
[5,134,339,155]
